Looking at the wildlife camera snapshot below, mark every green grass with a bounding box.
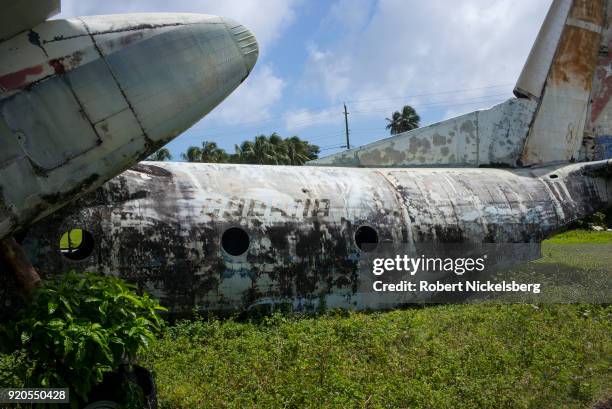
[546,229,612,244]
[1,231,609,408]
[144,305,611,409]
[144,231,612,409]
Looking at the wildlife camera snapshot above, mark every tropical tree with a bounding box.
[233,140,253,164]
[200,141,229,163]
[268,133,289,164]
[242,135,277,164]
[184,134,320,165]
[385,105,420,135]
[285,136,320,165]
[181,141,229,163]
[147,148,172,161]
[181,146,202,162]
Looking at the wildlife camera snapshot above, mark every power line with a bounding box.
[350,93,509,114]
[184,93,509,141]
[319,144,345,151]
[172,88,512,154]
[184,83,514,134]
[344,83,513,104]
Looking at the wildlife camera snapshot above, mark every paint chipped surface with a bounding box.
[583,0,612,161]
[514,0,572,99]
[521,0,606,165]
[0,14,258,241]
[18,160,612,315]
[311,98,536,168]
[570,0,606,26]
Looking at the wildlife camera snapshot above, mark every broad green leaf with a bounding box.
[47,301,58,314]
[20,331,32,344]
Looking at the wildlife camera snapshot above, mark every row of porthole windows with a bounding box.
[59,225,380,261]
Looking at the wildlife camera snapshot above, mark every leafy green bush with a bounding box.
[0,272,165,399]
[570,207,612,229]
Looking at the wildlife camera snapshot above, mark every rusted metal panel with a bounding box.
[18,160,612,314]
[0,14,258,241]
[514,0,572,99]
[315,0,610,168]
[520,0,606,165]
[311,98,536,168]
[581,0,612,160]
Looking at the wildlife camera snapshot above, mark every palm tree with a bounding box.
[233,134,320,165]
[234,140,255,164]
[285,136,318,165]
[303,138,320,161]
[385,105,420,135]
[268,133,289,164]
[147,148,172,161]
[200,141,228,163]
[250,135,277,164]
[181,146,202,162]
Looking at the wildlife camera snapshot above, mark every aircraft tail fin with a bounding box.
[583,0,612,162]
[518,0,609,166]
[310,0,610,169]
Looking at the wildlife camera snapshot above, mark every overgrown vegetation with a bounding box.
[141,232,611,408]
[0,231,610,408]
[148,133,321,165]
[144,304,611,409]
[0,272,165,402]
[546,229,612,244]
[567,207,612,230]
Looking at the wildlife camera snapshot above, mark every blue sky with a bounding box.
[57,0,552,160]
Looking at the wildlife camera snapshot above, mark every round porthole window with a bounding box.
[59,228,95,261]
[221,227,250,256]
[354,225,379,252]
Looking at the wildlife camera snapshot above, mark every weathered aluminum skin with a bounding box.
[315,0,611,168]
[514,0,572,99]
[0,13,258,241]
[309,98,537,168]
[520,0,606,165]
[19,160,612,314]
[582,0,612,160]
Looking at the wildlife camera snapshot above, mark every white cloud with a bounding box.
[203,65,285,125]
[57,0,300,52]
[326,0,374,33]
[284,107,339,130]
[55,1,296,127]
[298,0,552,120]
[301,45,351,102]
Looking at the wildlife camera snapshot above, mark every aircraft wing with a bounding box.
[0,0,61,42]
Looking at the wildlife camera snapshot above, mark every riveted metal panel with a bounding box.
[19,160,612,314]
[0,14,258,240]
[521,0,606,165]
[311,98,536,168]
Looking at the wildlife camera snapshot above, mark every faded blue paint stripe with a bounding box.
[594,136,612,160]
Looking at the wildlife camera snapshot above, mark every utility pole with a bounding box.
[343,103,350,150]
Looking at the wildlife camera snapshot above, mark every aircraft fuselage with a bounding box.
[0,13,258,241]
[18,160,612,314]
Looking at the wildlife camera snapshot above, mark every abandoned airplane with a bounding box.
[0,0,258,241]
[5,0,612,315]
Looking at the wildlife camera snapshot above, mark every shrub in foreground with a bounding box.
[0,271,165,401]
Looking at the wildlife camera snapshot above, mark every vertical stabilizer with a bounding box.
[514,0,572,99]
[519,0,607,166]
[583,0,612,160]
